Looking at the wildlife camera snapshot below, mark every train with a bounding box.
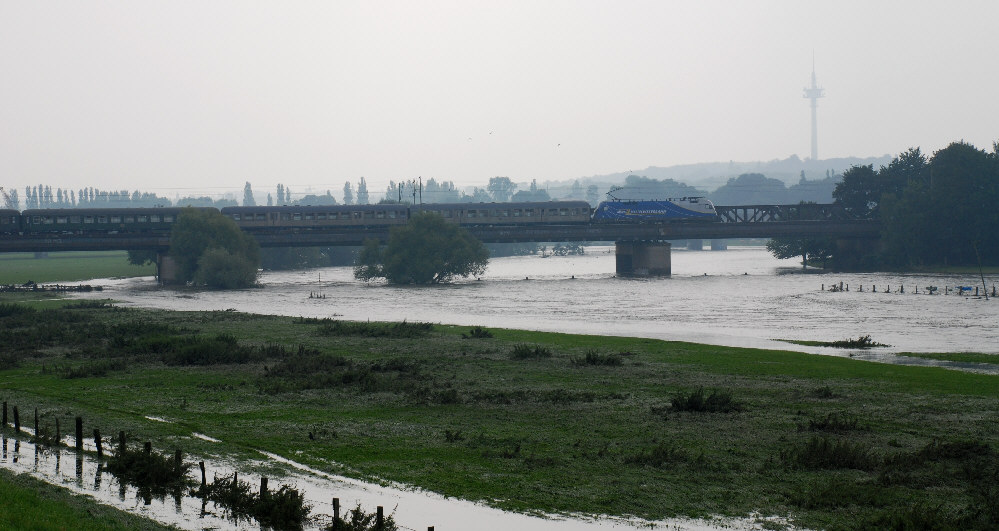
[0,198,717,235]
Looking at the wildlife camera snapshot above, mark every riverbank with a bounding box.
[1,299,997,529]
[0,251,154,284]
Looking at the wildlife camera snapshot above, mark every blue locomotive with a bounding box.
[591,197,718,222]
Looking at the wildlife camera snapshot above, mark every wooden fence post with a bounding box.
[94,429,103,459]
[144,441,151,455]
[333,497,340,524]
[75,417,83,451]
[14,406,20,432]
[260,477,268,498]
[376,506,384,529]
[199,461,206,487]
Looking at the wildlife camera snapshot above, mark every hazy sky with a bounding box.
[2,1,997,200]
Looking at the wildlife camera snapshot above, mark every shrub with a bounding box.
[781,436,877,471]
[671,387,743,413]
[107,443,192,493]
[572,349,623,366]
[462,326,493,339]
[802,412,863,432]
[510,344,553,360]
[316,320,433,338]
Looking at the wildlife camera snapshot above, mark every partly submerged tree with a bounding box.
[766,236,834,269]
[354,212,488,284]
[168,208,260,288]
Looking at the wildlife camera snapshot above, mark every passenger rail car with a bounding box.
[592,197,717,222]
[0,209,19,232]
[221,201,593,230]
[413,201,592,225]
[20,207,211,234]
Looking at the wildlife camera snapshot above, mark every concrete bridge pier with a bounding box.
[157,252,178,285]
[686,239,703,251]
[710,239,728,251]
[615,241,671,276]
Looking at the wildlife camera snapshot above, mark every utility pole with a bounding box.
[803,56,825,161]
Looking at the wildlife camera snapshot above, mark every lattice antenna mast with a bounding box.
[803,56,824,160]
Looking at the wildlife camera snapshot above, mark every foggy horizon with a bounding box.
[3,1,997,201]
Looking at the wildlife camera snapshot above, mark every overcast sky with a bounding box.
[2,1,997,201]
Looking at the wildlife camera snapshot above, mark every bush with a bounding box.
[316,320,433,338]
[781,436,877,471]
[572,349,623,366]
[194,247,259,289]
[670,387,743,413]
[462,326,493,339]
[510,344,553,359]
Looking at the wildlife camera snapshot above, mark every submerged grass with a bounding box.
[1,301,998,529]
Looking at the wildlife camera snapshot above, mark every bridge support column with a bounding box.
[616,241,670,276]
[157,252,179,285]
[686,239,703,251]
[710,239,728,251]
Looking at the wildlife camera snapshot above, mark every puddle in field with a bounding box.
[0,426,790,530]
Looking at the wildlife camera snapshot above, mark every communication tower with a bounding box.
[803,59,824,160]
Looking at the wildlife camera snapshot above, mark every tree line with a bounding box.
[769,141,999,270]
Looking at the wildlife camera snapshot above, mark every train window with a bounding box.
[376,211,385,219]
[559,208,569,216]
[442,210,452,218]
[363,211,374,219]
[232,213,241,221]
[42,216,53,224]
[256,214,266,221]
[281,213,291,221]
[69,216,81,223]
[387,210,396,219]
[513,209,522,217]
[305,213,315,220]
[138,215,149,223]
[317,213,327,220]
[547,209,558,217]
[150,215,161,223]
[56,216,68,224]
[110,216,122,223]
[467,210,477,218]
[353,212,362,219]
[84,216,94,224]
[293,213,302,221]
[123,216,134,223]
[164,215,174,222]
[97,216,108,224]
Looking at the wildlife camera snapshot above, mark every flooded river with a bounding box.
[9,245,995,529]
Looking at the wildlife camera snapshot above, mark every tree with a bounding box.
[343,181,354,205]
[127,250,158,266]
[511,179,550,202]
[356,177,369,205]
[353,212,488,284]
[168,208,260,288]
[276,184,285,204]
[487,177,517,202]
[243,182,256,206]
[766,237,834,269]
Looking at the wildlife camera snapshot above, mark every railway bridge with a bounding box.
[0,204,878,279]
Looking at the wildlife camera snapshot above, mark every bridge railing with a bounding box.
[714,203,862,223]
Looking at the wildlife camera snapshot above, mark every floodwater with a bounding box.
[12,245,996,529]
[0,429,785,531]
[75,246,998,369]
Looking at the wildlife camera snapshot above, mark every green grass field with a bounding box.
[1,300,997,530]
[0,469,173,531]
[0,251,155,284]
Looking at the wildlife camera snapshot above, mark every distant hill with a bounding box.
[535,154,893,204]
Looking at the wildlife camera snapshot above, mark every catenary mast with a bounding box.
[803,57,824,160]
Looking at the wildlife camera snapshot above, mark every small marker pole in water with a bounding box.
[75,417,83,451]
[260,477,268,498]
[199,461,206,487]
[94,429,102,459]
[144,441,151,455]
[333,498,340,524]
[13,406,19,433]
[376,506,384,529]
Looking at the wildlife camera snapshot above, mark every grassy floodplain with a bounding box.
[1,299,998,530]
[0,468,173,531]
[0,251,155,284]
